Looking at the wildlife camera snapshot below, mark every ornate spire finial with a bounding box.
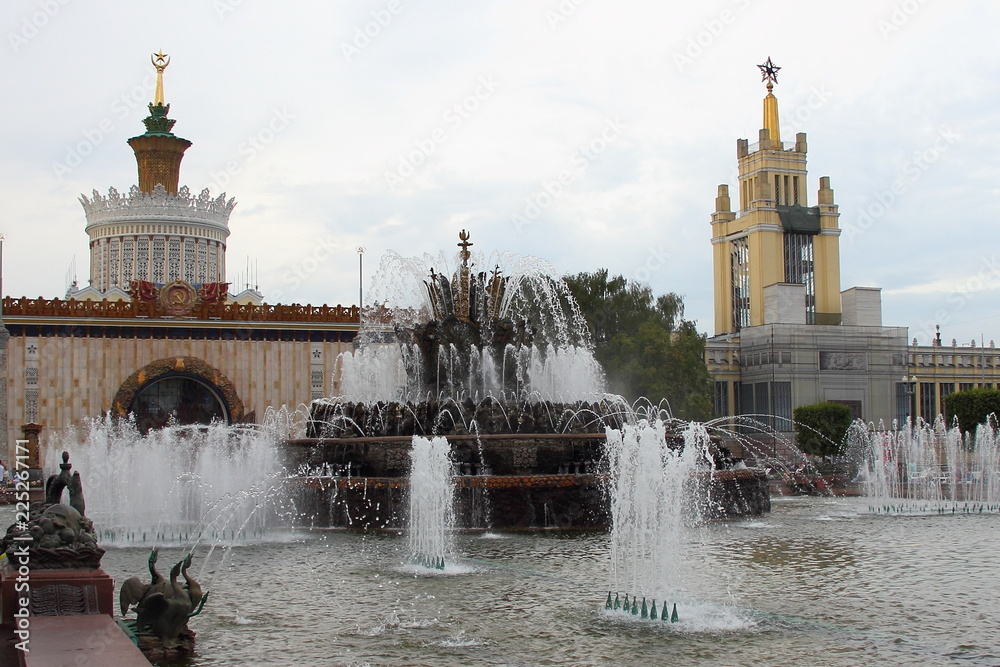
[152,51,170,106]
[456,230,473,322]
[758,57,782,142]
[129,50,191,193]
[757,56,780,91]
[137,51,180,137]
[458,229,473,266]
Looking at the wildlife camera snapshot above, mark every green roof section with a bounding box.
[135,102,179,138]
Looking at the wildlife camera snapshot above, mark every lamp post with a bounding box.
[901,374,917,423]
[981,334,986,386]
[357,247,365,309]
[0,233,5,318]
[0,234,7,469]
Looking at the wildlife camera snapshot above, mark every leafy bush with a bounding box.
[793,402,853,457]
[943,388,1000,433]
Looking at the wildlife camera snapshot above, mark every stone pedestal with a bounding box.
[0,562,115,624]
[19,424,42,470]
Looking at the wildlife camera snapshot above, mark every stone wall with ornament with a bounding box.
[2,320,356,464]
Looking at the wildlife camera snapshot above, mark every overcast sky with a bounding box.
[3,0,998,346]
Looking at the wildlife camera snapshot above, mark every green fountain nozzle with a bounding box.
[623,594,629,610]
[605,592,613,610]
[670,603,678,623]
[613,593,621,610]
[649,600,657,619]
[640,598,648,619]
[631,598,638,615]
[187,591,210,618]
[661,603,669,621]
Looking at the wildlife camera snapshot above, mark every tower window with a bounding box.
[783,233,815,323]
[731,237,750,330]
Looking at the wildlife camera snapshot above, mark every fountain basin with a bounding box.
[284,436,770,530]
[287,433,607,477]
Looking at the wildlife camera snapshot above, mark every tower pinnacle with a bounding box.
[127,51,191,194]
[758,57,781,143]
[152,51,170,106]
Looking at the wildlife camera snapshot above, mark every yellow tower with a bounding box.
[711,59,841,335]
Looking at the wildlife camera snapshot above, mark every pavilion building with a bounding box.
[706,61,1000,437]
[1,54,358,465]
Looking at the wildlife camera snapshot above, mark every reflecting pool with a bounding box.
[12,495,996,666]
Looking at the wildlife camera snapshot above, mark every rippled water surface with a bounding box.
[13,497,1000,666]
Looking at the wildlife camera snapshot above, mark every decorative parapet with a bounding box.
[80,184,236,229]
[2,296,360,324]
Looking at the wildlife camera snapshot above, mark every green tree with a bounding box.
[793,402,853,457]
[943,388,1000,434]
[563,269,712,420]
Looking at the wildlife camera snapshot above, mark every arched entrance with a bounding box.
[112,357,245,432]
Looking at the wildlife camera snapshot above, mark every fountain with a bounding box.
[42,415,290,546]
[329,228,604,406]
[290,231,770,532]
[604,420,714,622]
[846,416,1000,513]
[407,436,454,569]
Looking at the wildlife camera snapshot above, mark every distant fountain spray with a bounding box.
[408,436,455,569]
[604,420,713,622]
[848,417,1000,513]
[45,415,288,546]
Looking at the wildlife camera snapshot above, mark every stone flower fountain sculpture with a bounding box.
[1,451,104,569]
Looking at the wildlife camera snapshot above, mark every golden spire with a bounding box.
[758,57,781,143]
[152,51,170,106]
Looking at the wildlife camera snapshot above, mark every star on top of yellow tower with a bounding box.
[757,57,780,86]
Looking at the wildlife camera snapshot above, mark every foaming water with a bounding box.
[601,601,755,633]
[44,415,289,546]
[399,561,477,577]
[434,630,488,648]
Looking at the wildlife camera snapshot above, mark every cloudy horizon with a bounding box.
[4,0,998,347]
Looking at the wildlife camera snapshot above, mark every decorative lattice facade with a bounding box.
[80,184,235,293]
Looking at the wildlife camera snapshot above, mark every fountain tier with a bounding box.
[300,232,770,530]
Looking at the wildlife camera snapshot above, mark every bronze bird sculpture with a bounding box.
[121,549,205,648]
[119,548,165,616]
